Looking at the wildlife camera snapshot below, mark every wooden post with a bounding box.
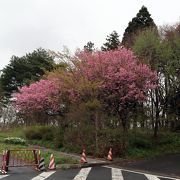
[33,150,38,169]
[5,150,10,171]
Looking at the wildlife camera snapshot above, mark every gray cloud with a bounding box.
[0,0,179,69]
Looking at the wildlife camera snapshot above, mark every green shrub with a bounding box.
[63,125,94,154]
[53,128,64,149]
[63,126,126,157]
[128,148,155,159]
[29,139,54,148]
[98,128,126,157]
[24,126,54,141]
[40,126,54,141]
[129,137,152,149]
[42,151,78,165]
[128,130,153,149]
[4,137,26,145]
[24,128,42,140]
[157,132,180,145]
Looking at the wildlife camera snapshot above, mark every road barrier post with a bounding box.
[5,150,10,171]
[33,149,39,170]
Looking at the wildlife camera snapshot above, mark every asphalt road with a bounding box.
[122,154,180,177]
[0,166,179,180]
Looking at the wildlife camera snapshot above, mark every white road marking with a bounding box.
[31,171,56,180]
[104,166,180,180]
[0,175,9,179]
[73,167,91,180]
[145,174,160,180]
[111,168,124,180]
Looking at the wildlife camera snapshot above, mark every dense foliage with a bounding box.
[0,8,179,158]
[122,6,156,47]
[101,31,120,51]
[14,48,156,118]
[13,79,60,114]
[132,24,180,135]
[0,48,55,97]
[84,41,95,52]
[12,48,157,154]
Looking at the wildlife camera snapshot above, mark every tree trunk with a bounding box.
[120,113,128,153]
[150,90,154,129]
[94,112,99,155]
[154,89,160,138]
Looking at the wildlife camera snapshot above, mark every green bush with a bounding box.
[4,137,26,145]
[53,128,64,149]
[128,148,155,159]
[42,151,78,165]
[24,128,42,140]
[24,126,54,141]
[40,126,54,141]
[98,128,126,157]
[63,126,126,157]
[129,136,152,149]
[63,125,94,154]
[128,130,153,149]
[29,139,54,148]
[157,132,180,145]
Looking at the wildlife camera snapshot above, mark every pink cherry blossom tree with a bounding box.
[13,79,61,115]
[13,48,157,132]
[75,48,157,132]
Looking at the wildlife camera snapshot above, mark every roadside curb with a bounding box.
[56,161,112,170]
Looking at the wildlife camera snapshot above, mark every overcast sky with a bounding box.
[0,0,179,70]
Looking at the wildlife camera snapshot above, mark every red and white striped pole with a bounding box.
[48,154,56,170]
[107,148,113,161]
[80,149,87,164]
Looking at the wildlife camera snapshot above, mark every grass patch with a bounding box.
[0,128,78,164]
[0,128,25,140]
[28,139,55,149]
[0,128,27,153]
[1,127,180,162]
[42,150,78,166]
[4,137,26,145]
[127,131,180,160]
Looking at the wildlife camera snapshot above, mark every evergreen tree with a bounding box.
[84,41,95,52]
[101,31,120,51]
[0,48,55,97]
[122,6,156,48]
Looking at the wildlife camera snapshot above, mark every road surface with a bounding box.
[0,166,179,180]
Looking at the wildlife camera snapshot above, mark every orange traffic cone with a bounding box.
[80,149,87,164]
[107,148,113,161]
[48,154,56,170]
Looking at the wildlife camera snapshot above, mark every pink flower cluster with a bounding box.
[13,79,60,113]
[76,48,157,103]
[13,48,157,115]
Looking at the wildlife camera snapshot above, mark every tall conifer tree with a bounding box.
[122,6,156,48]
[84,41,95,52]
[101,31,120,51]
